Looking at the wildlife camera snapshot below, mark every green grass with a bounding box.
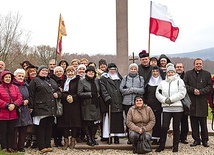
[0,151,24,155]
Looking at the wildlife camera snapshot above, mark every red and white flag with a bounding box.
[57,14,67,55]
[149,2,179,42]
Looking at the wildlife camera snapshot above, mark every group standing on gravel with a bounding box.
[0,51,213,154]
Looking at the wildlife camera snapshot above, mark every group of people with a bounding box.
[0,50,213,154]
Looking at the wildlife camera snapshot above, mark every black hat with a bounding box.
[107,63,117,70]
[99,59,107,66]
[26,64,38,70]
[139,50,149,58]
[85,66,96,74]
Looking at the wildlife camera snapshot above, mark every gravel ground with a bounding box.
[24,135,214,155]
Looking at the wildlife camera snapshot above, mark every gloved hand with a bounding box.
[132,88,138,93]
[106,98,112,105]
[165,97,172,104]
[128,87,134,93]
[67,95,73,103]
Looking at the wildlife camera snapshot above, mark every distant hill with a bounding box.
[167,47,214,61]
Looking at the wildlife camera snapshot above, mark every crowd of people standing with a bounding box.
[0,50,213,154]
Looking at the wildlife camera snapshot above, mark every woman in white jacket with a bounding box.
[155,63,186,153]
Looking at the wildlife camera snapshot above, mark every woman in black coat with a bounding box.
[13,69,33,152]
[50,66,66,147]
[29,65,61,153]
[77,66,100,146]
[59,66,82,149]
[144,66,163,145]
[100,63,125,144]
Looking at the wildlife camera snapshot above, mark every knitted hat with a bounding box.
[129,63,138,71]
[166,63,176,73]
[98,59,107,66]
[139,50,149,58]
[77,64,86,71]
[37,65,48,74]
[85,66,96,74]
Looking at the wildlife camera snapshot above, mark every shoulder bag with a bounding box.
[136,132,152,154]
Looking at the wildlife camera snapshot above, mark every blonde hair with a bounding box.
[70,59,80,65]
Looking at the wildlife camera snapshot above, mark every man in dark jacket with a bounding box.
[138,50,152,87]
[176,62,188,144]
[183,58,212,147]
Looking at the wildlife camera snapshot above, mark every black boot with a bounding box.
[86,135,94,146]
[114,136,119,144]
[172,143,178,152]
[92,135,99,145]
[155,142,165,152]
[107,137,112,144]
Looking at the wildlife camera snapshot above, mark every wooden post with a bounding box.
[116,0,128,76]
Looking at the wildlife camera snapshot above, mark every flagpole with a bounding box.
[55,14,61,62]
[148,1,152,56]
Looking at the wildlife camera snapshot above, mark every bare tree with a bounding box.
[33,45,56,65]
[0,12,30,69]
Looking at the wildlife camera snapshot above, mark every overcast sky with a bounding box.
[0,0,213,56]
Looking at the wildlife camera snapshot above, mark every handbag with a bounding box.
[56,99,63,117]
[136,133,152,154]
[177,80,192,115]
[181,93,191,115]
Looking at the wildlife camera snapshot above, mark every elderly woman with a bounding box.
[24,64,38,148]
[144,66,163,145]
[155,63,186,153]
[126,95,155,154]
[119,63,144,144]
[50,66,66,147]
[0,70,22,153]
[59,66,81,150]
[78,66,100,146]
[13,69,32,152]
[100,63,125,144]
[29,65,61,153]
[77,64,86,79]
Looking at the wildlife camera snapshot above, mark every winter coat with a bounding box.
[126,105,155,136]
[77,76,100,121]
[13,80,32,127]
[100,73,123,113]
[144,85,162,112]
[58,75,82,128]
[183,69,212,117]
[207,76,214,109]
[0,71,22,120]
[156,74,186,108]
[29,76,61,117]
[120,74,144,105]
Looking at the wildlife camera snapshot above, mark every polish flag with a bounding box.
[149,2,179,42]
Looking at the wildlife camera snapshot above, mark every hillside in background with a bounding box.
[166,47,214,61]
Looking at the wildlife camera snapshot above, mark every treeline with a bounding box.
[7,51,214,75]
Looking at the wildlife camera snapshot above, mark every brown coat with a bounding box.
[126,105,155,136]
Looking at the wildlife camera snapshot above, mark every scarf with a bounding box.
[64,75,76,92]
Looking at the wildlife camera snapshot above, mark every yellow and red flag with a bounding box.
[57,14,67,55]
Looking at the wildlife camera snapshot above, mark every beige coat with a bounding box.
[126,105,156,136]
